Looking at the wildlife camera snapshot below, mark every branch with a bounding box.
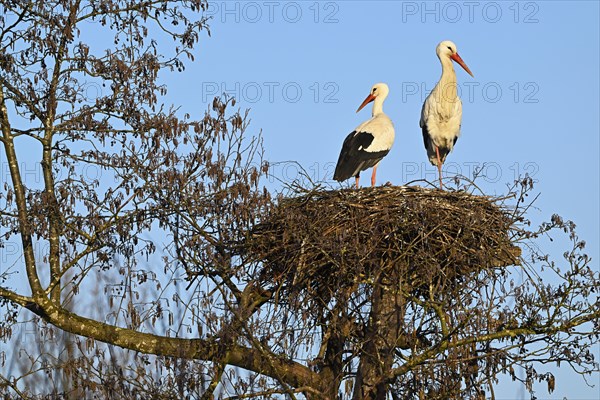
[19,296,317,391]
[0,85,45,298]
[387,309,600,381]
[223,386,323,400]
[0,287,33,307]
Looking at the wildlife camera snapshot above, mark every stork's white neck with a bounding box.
[436,55,458,100]
[371,95,386,117]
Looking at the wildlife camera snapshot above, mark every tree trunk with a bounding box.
[353,267,405,400]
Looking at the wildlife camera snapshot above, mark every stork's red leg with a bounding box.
[355,175,360,189]
[371,165,378,187]
[435,145,443,189]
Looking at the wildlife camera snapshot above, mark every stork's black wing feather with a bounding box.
[421,122,459,165]
[421,124,431,151]
[333,131,389,182]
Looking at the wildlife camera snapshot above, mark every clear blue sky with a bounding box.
[170,1,599,398]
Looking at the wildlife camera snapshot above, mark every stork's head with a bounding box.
[356,83,389,113]
[436,40,474,77]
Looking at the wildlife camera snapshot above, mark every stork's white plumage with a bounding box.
[420,40,474,189]
[334,83,395,188]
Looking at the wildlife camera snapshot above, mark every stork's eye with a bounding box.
[447,46,453,51]
[372,88,377,92]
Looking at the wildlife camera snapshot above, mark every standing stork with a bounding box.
[420,40,474,189]
[334,83,395,188]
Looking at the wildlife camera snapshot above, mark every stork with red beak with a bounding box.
[420,40,474,189]
[334,83,395,188]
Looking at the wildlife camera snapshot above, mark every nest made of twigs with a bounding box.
[245,185,521,308]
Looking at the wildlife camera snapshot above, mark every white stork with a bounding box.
[420,40,474,189]
[334,83,395,188]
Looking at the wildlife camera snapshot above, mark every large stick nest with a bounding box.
[245,185,521,307]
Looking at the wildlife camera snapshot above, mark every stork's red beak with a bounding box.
[356,93,376,113]
[450,53,474,77]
